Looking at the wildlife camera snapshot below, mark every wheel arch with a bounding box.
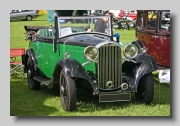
[122,53,158,92]
[135,72,154,104]
[24,48,38,73]
[52,58,93,89]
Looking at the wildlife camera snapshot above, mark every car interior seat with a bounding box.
[37,28,55,38]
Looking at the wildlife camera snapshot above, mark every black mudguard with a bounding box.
[52,58,93,87]
[23,48,38,73]
[122,53,158,91]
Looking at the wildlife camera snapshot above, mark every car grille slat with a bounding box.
[108,46,112,85]
[99,47,103,88]
[112,46,115,87]
[98,45,122,90]
[115,47,118,88]
[105,46,107,89]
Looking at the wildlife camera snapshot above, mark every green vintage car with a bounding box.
[23,15,158,111]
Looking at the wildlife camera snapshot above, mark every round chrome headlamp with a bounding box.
[84,46,98,61]
[123,44,138,59]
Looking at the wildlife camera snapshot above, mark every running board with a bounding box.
[33,76,50,86]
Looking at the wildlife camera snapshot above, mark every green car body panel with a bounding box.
[30,41,95,78]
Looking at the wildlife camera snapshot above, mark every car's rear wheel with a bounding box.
[26,15,32,21]
[59,70,76,111]
[27,57,40,90]
[135,73,154,104]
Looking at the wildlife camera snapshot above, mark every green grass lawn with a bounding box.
[10,14,170,116]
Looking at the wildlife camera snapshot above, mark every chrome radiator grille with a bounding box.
[98,45,122,90]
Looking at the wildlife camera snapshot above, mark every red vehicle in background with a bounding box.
[135,10,170,69]
[118,10,137,20]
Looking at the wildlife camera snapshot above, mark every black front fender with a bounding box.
[122,53,158,91]
[52,58,93,86]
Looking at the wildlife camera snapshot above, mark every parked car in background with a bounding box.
[10,10,38,21]
[135,10,170,69]
[109,10,120,18]
[118,10,137,20]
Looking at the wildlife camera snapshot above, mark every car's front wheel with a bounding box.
[27,57,40,90]
[59,70,76,111]
[135,73,154,104]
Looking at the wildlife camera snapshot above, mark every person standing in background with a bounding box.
[94,11,113,33]
[91,10,95,24]
[91,10,95,15]
[122,11,125,18]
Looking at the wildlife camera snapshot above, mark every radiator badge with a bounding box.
[108,43,112,46]
[106,81,114,89]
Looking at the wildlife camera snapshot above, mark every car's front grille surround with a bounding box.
[98,44,122,90]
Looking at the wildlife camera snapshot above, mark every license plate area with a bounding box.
[99,93,131,102]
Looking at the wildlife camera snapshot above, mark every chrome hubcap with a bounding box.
[28,70,31,76]
[61,86,65,96]
[27,17,31,20]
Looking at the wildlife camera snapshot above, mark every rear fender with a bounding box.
[24,48,38,73]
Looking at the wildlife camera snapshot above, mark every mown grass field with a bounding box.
[10,14,170,116]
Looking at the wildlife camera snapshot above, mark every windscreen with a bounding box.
[57,16,112,38]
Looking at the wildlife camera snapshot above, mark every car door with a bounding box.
[15,10,23,20]
[17,10,27,20]
[143,10,158,61]
[10,10,18,20]
[136,10,158,62]
[18,10,26,20]
[32,28,59,78]
[136,11,145,44]
[156,10,170,67]
[35,40,59,78]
